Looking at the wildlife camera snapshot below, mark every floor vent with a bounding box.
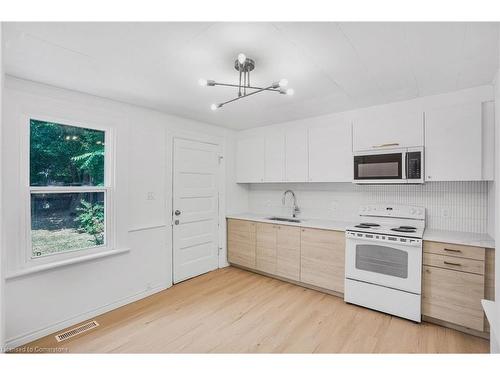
[55,320,99,342]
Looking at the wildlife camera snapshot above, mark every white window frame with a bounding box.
[20,114,116,267]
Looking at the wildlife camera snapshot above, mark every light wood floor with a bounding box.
[17,267,489,353]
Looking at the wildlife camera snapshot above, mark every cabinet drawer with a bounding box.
[423,241,485,261]
[422,265,484,331]
[423,253,484,275]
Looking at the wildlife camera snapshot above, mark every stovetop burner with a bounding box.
[355,223,381,228]
[391,227,417,233]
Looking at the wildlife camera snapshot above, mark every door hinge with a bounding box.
[218,155,223,164]
[218,247,222,255]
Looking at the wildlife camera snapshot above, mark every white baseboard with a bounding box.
[5,282,171,349]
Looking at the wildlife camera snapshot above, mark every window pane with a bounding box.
[31,192,105,258]
[30,119,105,186]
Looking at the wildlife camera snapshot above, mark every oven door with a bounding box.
[345,237,422,294]
[353,150,406,184]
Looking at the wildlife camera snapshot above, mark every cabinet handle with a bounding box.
[372,143,400,148]
[444,248,462,253]
[443,261,462,267]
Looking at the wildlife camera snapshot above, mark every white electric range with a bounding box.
[344,204,425,322]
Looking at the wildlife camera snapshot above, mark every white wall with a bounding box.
[1,76,238,347]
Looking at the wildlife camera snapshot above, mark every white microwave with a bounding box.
[353,147,424,184]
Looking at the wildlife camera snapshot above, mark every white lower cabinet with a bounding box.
[308,121,352,182]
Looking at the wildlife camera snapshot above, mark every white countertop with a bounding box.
[226,213,495,249]
[226,213,356,232]
[423,228,495,249]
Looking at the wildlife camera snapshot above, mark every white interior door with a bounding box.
[173,138,220,283]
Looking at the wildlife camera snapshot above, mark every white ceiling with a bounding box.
[3,22,499,129]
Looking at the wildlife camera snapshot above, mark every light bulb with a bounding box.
[279,78,288,87]
[210,103,218,111]
[238,53,246,65]
[286,88,294,96]
[199,78,208,86]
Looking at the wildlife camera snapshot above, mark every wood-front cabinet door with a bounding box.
[300,228,345,292]
[276,225,301,281]
[227,219,256,268]
[256,223,277,274]
[422,265,485,331]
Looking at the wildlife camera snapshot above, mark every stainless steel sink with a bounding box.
[266,216,301,223]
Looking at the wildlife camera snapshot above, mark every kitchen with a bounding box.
[1,5,500,372]
[228,84,495,340]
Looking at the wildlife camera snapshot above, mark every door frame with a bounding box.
[168,129,227,285]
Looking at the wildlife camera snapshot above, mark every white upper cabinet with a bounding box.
[264,131,285,182]
[285,128,308,182]
[425,102,483,181]
[308,121,352,182]
[353,111,424,151]
[236,137,265,183]
[235,95,493,184]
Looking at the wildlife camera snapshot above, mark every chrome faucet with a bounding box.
[282,190,300,218]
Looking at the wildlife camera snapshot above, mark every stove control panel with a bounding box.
[346,230,422,247]
[359,204,425,220]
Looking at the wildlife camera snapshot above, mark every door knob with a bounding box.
[174,210,181,216]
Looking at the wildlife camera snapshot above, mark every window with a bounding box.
[29,119,108,258]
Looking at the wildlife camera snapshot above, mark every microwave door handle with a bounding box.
[402,152,407,180]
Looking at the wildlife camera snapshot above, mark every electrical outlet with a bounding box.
[147,192,155,201]
[441,208,450,218]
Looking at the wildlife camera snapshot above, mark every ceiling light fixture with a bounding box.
[199,53,294,110]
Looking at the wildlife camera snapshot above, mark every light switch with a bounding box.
[147,192,155,200]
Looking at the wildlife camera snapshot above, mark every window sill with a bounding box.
[5,247,130,280]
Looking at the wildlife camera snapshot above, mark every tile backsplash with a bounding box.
[248,181,492,233]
